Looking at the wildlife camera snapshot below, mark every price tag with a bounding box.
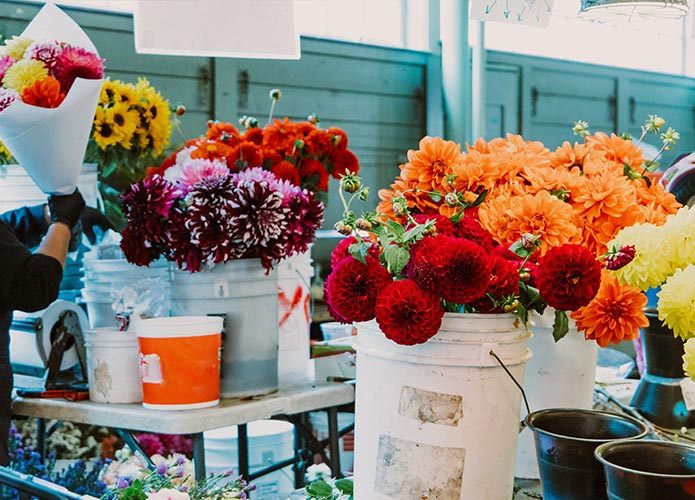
[679,378,695,411]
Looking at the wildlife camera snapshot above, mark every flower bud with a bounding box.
[307,113,320,124]
[331,134,342,147]
[605,244,636,271]
[356,218,372,231]
[175,104,186,116]
[445,192,458,207]
[294,139,305,150]
[334,221,353,236]
[340,176,361,193]
[521,233,539,250]
[358,188,370,201]
[269,88,282,101]
[503,300,520,313]
[653,116,665,129]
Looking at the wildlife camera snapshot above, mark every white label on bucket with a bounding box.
[680,378,695,411]
[398,386,463,426]
[214,279,230,298]
[375,434,464,499]
[140,353,163,384]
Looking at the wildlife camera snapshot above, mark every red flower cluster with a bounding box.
[325,215,606,346]
[148,117,359,201]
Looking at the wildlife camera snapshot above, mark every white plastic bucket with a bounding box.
[204,420,295,500]
[0,163,99,212]
[80,259,171,329]
[170,259,279,398]
[137,316,223,410]
[354,313,532,500]
[515,309,598,479]
[277,248,315,387]
[309,411,355,473]
[84,328,142,404]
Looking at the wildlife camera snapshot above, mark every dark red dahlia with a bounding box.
[536,243,602,311]
[325,256,392,323]
[453,216,496,251]
[120,226,161,267]
[436,237,492,304]
[374,279,444,345]
[470,255,520,313]
[328,148,360,179]
[330,236,380,269]
[406,235,443,294]
[167,209,204,272]
[283,188,324,256]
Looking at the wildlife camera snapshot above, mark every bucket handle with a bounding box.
[489,349,531,432]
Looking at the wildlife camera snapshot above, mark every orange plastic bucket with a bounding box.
[137,316,223,410]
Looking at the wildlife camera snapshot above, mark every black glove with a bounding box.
[48,188,86,229]
[80,206,114,244]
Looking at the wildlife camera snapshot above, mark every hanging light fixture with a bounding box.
[578,0,689,22]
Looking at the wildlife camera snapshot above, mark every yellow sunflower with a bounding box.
[93,106,122,149]
[110,100,140,150]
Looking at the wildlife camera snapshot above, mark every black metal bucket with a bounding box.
[525,408,649,500]
[595,440,695,500]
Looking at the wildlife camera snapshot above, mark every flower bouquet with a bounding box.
[367,115,681,344]
[0,2,104,195]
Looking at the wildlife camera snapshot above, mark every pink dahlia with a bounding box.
[375,279,444,345]
[0,56,17,84]
[53,45,104,93]
[536,243,602,311]
[325,256,392,323]
[25,41,63,70]
[0,88,17,112]
[178,158,229,191]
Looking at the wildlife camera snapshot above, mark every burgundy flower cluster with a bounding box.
[120,166,324,272]
[325,218,603,346]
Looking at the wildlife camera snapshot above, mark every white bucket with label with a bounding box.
[170,259,279,398]
[514,309,598,479]
[354,313,532,500]
[204,420,295,500]
[277,248,315,387]
[84,328,142,404]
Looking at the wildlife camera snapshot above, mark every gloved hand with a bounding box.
[80,206,114,244]
[48,188,86,229]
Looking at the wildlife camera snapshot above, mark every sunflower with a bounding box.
[111,100,140,149]
[93,105,123,149]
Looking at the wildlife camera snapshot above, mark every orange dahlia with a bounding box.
[400,136,463,193]
[22,76,65,108]
[585,132,644,170]
[572,271,648,347]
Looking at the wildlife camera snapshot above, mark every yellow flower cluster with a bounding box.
[0,35,32,59]
[93,77,171,157]
[3,58,48,93]
[611,205,695,339]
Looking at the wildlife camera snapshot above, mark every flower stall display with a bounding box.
[0,3,104,195]
[609,205,695,428]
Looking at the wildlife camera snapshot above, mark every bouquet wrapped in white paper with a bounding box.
[0,2,104,195]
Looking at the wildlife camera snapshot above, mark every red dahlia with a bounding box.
[330,236,380,269]
[535,243,602,311]
[325,256,392,323]
[410,214,455,236]
[470,255,520,313]
[374,279,444,345]
[453,216,496,252]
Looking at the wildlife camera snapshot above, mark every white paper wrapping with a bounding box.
[0,3,103,195]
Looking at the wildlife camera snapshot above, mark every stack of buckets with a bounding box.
[80,258,171,329]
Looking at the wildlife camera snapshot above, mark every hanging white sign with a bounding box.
[470,0,555,28]
[134,0,300,59]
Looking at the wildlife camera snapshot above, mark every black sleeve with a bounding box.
[0,205,50,249]
[0,221,62,312]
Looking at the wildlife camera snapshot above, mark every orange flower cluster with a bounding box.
[149,117,359,200]
[377,133,681,346]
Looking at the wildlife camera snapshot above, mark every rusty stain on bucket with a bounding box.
[375,434,464,499]
[398,386,463,426]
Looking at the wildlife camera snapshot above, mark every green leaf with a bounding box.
[383,243,410,275]
[402,222,431,243]
[335,478,354,494]
[348,242,367,264]
[305,480,335,499]
[468,190,488,208]
[385,219,405,238]
[552,309,570,342]
[428,190,443,203]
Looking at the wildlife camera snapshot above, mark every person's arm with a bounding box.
[35,221,71,268]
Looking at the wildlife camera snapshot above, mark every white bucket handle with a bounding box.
[490,349,531,432]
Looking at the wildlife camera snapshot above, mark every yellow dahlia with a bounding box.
[610,222,672,291]
[657,265,695,340]
[2,59,48,93]
[0,36,33,59]
[659,207,695,273]
[683,338,695,380]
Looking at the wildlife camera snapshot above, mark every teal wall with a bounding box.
[1,1,694,268]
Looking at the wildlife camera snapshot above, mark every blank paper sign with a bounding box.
[134,0,300,59]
